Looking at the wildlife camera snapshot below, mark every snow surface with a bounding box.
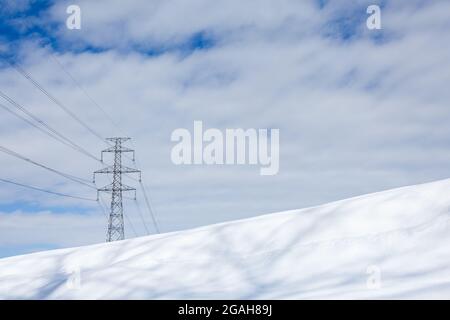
[1,179,450,299]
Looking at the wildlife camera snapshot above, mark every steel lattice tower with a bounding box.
[94,138,141,242]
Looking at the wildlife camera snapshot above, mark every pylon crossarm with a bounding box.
[120,165,141,174]
[97,183,113,192]
[120,184,136,192]
[97,184,136,193]
[106,137,130,142]
[94,166,114,174]
[102,146,134,154]
[94,166,139,175]
[93,166,113,182]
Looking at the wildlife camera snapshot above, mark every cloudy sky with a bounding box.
[0,0,449,258]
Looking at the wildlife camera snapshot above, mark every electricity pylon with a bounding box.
[94,138,141,242]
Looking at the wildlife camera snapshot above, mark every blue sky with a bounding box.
[1,0,219,60]
[0,0,449,258]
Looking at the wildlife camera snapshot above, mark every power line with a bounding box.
[47,55,139,163]
[0,102,65,141]
[0,90,101,162]
[122,203,139,238]
[0,177,97,201]
[0,101,83,152]
[11,62,107,144]
[0,145,95,189]
[133,197,150,235]
[42,55,162,235]
[49,54,123,135]
[139,180,160,234]
[97,196,109,221]
[122,147,161,234]
[1,58,156,238]
[133,151,161,234]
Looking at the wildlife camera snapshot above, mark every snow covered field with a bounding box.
[1,179,450,299]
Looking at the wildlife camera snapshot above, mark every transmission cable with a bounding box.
[138,180,160,234]
[0,177,97,201]
[42,55,161,233]
[11,63,107,144]
[47,55,139,162]
[0,145,95,189]
[0,91,100,162]
[0,102,65,142]
[133,196,151,235]
[49,54,122,135]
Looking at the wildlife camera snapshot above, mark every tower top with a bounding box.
[106,137,131,142]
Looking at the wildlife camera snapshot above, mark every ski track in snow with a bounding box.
[0,179,450,299]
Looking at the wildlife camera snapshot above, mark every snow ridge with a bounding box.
[1,179,450,299]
